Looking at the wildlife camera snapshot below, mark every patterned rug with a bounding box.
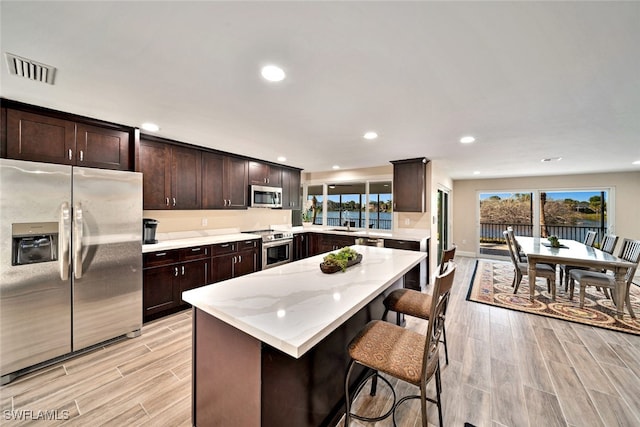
[466,260,640,336]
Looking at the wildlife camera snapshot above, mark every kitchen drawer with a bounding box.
[180,245,210,261]
[144,249,180,268]
[236,239,260,251]
[211,242,236,256]
[384,239,420,251]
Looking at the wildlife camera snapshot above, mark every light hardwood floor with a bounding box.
[1,256,639,426]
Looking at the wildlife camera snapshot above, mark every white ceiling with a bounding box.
[2,1,639,179]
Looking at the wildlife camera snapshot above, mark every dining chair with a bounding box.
[381,245,456,365]
[504,231,558,299]
[344,261,456,427]
[559,230,599,289]
[569,238,640,317]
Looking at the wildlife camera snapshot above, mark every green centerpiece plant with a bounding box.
[322,247,360,272]
[548,235,560,248]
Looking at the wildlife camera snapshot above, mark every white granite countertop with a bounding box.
[286,225,429,242]
[142,228,261,253]
[142,226,429,253]
[182,245,426,358]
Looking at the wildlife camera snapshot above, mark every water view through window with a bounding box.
[479,189,610,257]
[305,182,392,230]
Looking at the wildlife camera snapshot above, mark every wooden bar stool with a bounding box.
[344,261,456,427]
[381,245,456,364]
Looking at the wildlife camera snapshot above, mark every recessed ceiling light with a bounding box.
[363,131,378,140]
[473,171,481,175]
[332,165,340,170]
[541,157,562,162]
[261,65,285,82]
[277,156,287,162]
[460,136,476,144]
[141,122,160,132]
[633,160,640,165]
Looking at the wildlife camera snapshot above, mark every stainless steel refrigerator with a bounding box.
[0,158,143,384]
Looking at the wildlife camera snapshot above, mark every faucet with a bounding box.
[344,210,351,231]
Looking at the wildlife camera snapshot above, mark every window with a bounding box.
[303,181,393,230]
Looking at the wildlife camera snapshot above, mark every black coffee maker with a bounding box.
[143,218,159,244]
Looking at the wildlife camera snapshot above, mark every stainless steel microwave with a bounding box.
[250,185,283,208]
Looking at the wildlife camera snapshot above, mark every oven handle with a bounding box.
[262,238,293,249]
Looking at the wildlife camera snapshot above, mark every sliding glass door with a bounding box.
[477,188,611,258]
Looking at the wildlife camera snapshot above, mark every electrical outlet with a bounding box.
[404,218,410,225]
[201,218,208,226]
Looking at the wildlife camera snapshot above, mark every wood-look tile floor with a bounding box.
[2,256,639,426]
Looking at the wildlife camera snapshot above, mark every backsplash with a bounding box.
[144,209,292,233]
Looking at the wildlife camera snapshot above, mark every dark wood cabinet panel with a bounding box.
[143,245,212,321]
[211,239,260,283]
[140,139,201,209]
[315,234,355,254]
[293,233,309,261]
[281,168,301,209]
[211,253,234,283]
[248,161,282,187]
[383,238,428,291]
[76,123,129,170]
[171,145,201,209]
[179,259,209,295]
[6,109,76,165]
[391,158,428,213]
[143,265,179,316]
[202,152,248,209]
[226,156,248,208]
[234,249,257,278]
[140,139,172,209]
[6,109,131,170]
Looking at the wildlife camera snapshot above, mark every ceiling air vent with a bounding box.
[4,52,56,85]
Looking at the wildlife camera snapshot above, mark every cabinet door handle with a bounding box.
[166,197,170,207]
[172,197,176,207]
[68,149,73,160]
[221,244,230,248]
[238,255,242,263]
[155,252,167,257]
[181,265,185,275]
[79,150,84,162]
[174,267,179,277]
[191,247,201,252]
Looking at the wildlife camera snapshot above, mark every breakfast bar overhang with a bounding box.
[182,245,427,427]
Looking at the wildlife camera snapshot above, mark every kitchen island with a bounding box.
[182,245,427,427]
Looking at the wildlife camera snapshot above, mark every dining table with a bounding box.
[516,236,636,319]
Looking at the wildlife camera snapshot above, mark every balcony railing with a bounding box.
[480,222,607,245]
[313,216,392,230]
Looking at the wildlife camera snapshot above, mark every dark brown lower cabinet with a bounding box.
[143,246,210,322]
[210,240,260,283]
[384,238,429,290]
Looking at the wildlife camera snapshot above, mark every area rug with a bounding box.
[466,260,640,336]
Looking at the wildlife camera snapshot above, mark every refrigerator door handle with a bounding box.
[59,202,71,280]
[73,202,84,279]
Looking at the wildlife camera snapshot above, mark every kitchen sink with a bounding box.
[328,228,360,233]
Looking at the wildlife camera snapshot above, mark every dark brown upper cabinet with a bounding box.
[248,161,282,187]
[391,158,429,212]
[281,167,301,209]
[5,109,131,170]
[139,138,201,210]
[202,152,248,209]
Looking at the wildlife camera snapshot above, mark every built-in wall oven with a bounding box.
[245,229,293,270]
